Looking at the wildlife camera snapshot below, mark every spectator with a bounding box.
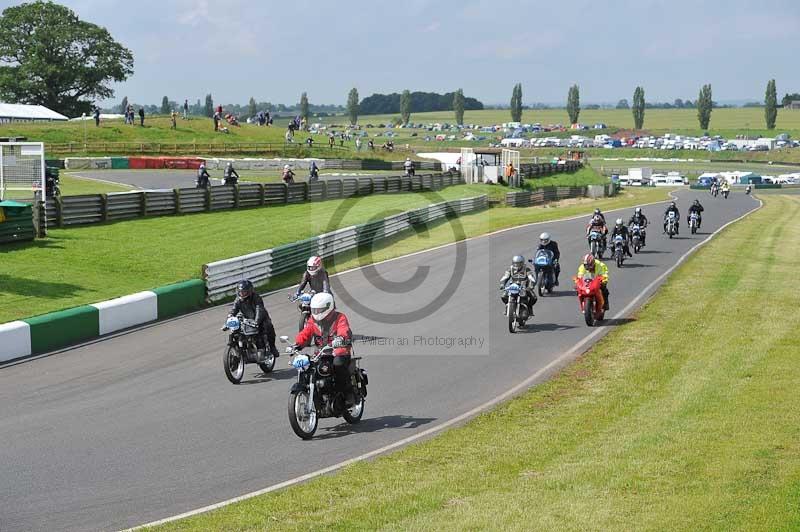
[285,129,294,143]
[93,108,100,127]
[266,111,271,125]
[339,133,345,147]
[355,137,362,152]
[171,110,178,129]
[138,107,145,126]
[216,104,222,117]
[183,99,189,119]
[368,139,374,150]
[306,137,314,148]
[328,132,335,148]
[213,111,220,131]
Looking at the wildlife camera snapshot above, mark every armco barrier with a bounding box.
[153,279,207,319]
[41,171,464,228]
[0,279,206,363]
[202,195,489,301]
[505,182,618,207]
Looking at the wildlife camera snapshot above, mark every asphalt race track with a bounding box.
[0,189,757,532]
[68,169,399,190]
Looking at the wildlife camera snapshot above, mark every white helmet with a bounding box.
[635,207,642,214]
[539,232,550,245]
[284,164,290,170]
[310,293,334,322]
[616,218,623,226]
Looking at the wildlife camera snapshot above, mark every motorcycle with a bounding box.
[745,185,752,195]
[665,211,678,239]
[221,314,275,384]
[283,338,368,440]
[502,282,530,333]
[308,167,319,183]
[722,188,730,199]
[45,174,61,198]
[532,249,556,296]
[612,234,626,268]
[630,224,643,253]
[289,291,315,331]
[588,230,605,259]
[573,274,606,327]
[711,184,719,197]
[689,211,700,234]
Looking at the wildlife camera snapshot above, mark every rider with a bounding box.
[196,162,211,188]
[577,254,610,310]
[223,162,239,185]
[282,164,295,184]
[309,161,320,180]
[721,180,730,194]
[295,255,331,297]
[586,213,608,253]
[404,157,415,177]
[499,255,538,316]
[663,201,680,234]
[610,218,633,257]
[228,280,279,360]
[592,208,606,225]
[687,199,705,228]
[628,207,649,247]
[293,293,355,405]
[536,232,561,286]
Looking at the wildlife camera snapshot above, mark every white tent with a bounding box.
[0,102,68,122]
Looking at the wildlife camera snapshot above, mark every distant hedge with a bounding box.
[359,91,484,116]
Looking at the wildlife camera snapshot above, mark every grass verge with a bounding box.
[0,180,664,323]
[150,194,800,532]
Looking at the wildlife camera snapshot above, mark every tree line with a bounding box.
[358,91,484,116]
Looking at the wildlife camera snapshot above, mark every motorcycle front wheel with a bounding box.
[584,298,595,327]
[288,390,318,440]
[536,271,545,297]
[508,300,517,333]
[616,250,623,268]
[223,346,244,384]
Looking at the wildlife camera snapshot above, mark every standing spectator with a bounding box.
[355,136,362,152]
[339,133,345,147]
[266,111,271,126]
[171,109,178,129]
[138,107,145,126]
[328,132,335,148]
[93,107,100,127]
[213,111,220,131]
[183,99,189,119]
[285,129,294,143]
[216,104,222,117]
[306,137,314,148]
[368,139,375,150]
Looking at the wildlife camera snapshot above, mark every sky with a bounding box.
[3,0,799,107]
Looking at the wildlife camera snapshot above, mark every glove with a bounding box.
[286,344,299,354]
[332,336,348,348]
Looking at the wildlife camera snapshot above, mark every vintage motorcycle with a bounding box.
[502,281,531,333]
[532,249,556,296]
[612,234,626,268]
[283,337,368,440]
[289,291,315,331]
[221,314,275,384]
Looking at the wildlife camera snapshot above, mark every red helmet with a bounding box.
[582,254,596,270]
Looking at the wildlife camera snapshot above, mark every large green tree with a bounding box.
[299,92,309,124]
[566,84,580,124]
[0,1,133,117]
[765,79,777,129]
[347,87,359,125]
[119,96,128,114]
[204,94,213,117]
[632,86,645,129]
[248,96,257,118]
[160,96,170,114]
[510,83,523,122]
[400,89,411,124]
[453,88,465,125]
[697,84,713,130]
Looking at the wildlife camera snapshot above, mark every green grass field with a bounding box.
[151,193,800,532]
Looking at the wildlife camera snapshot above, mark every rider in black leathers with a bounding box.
[627,207,648,247]
[196,163,211,188]
[687,199,704,228]
[294,256,331,297]
[499,255,538,316]
[663,202,680,234]
[229,280,279,360]
[223,162,239,185]
[536,232,561,286]
[610,218,633,257]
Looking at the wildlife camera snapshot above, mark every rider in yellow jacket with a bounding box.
[576,253,610,310]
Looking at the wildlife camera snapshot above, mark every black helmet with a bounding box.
[670,201,676,208]
[237,280,254,299]
[693,199,700,206]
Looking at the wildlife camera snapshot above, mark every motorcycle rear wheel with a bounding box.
[288,390,318,440]
[223,346,244,384]
[258,352,275,374]
[343,393,365,424]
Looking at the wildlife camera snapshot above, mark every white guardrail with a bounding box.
[203,195,488,301]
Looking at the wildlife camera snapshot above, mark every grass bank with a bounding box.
[152,194,800,532]
[0,181,664,323]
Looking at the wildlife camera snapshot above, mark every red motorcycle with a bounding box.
[573,275,606,326]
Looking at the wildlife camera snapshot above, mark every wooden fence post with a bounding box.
[259,183,266,206]
[205,187,212,211]
[233,184,240,209]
